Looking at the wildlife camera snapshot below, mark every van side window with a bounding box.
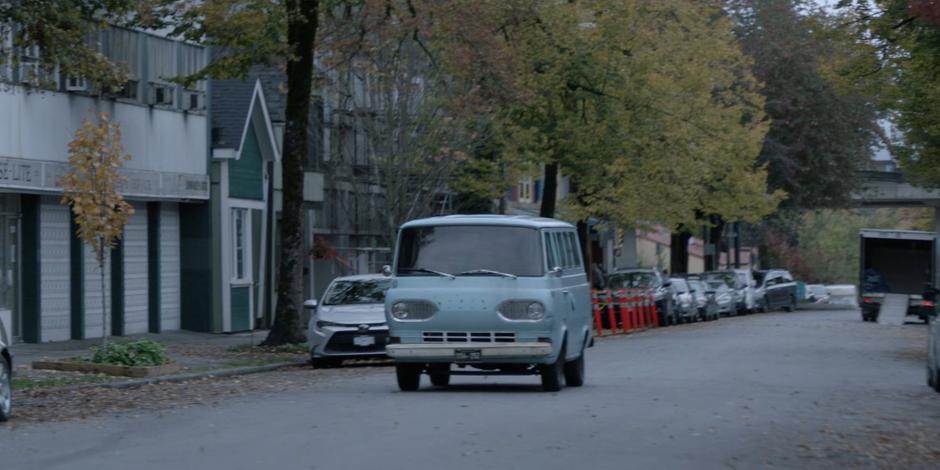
[565,232,581,269]
[544,232,558,270]
[553,232,569,268]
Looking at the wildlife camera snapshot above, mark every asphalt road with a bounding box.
[2,309,939,469]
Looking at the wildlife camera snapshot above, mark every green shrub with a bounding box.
[89,340,171,367]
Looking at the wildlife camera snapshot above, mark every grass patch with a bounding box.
[81,339,172,367]
[13,375,111,390]
[228,342,309,355]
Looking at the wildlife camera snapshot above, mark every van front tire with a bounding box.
[396,364,421,391]
[540,346,566,392]
[563,353,585,387]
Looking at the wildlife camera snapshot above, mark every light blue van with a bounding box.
[384,215,592,391]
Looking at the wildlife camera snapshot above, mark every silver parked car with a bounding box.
[307,274,393,368]
[703,277,736,316]
[669,277,697,323]
[688,279,719,321]
[0,313,10,422]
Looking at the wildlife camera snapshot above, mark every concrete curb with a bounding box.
[27,360,311,393]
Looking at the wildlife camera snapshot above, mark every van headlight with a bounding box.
[497,300,546,321]
[390,300,437,321]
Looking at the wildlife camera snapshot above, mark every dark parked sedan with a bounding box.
[606,269,676,326]
[754,269,798,312]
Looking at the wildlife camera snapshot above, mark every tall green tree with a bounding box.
[838,0,940,187]
[729,0,881,210]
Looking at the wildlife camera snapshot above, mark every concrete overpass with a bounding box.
[853,170,940,208]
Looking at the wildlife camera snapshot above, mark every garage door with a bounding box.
[160,203,181,331]
[122,202,148,335]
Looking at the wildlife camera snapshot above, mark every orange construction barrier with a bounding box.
[615,289,630,333]
[591,290,604,335]
[627,289,637,329]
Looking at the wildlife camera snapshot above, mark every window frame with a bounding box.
[231,207,251,284]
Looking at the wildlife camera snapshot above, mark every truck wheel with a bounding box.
[540,345,565,392]
[396,364,422,391]
[563,352,585,387]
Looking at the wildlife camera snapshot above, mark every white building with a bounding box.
[0,27,209,342]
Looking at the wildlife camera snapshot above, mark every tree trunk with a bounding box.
[99,238,107,347]
[263,0,319,346]
[670,231,691,274]
[100,262,107,347]
[706,216,725,271]
[577,220,592,280]
[733,222,741,268]
[540,162,558,218]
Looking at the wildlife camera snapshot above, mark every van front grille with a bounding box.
[422,331,516,343]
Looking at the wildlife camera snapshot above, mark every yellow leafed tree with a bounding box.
[59,113,134,345]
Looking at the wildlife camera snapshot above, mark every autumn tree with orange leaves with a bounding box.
[59,113,134,345]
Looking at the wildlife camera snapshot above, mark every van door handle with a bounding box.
[562,290,570,296]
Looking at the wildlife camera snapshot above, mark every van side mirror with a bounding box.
[550,266,563,277]
[303,299,318,309]
[382,265,392,277]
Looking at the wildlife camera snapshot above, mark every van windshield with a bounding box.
[396,225,544,277]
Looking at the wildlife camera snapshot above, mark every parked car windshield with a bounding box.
[322,279,393,306]
[396,225,544,277]
[689,280,705,293]
[704,272,737,288]
[607,272,659,288]
[671,278,689,292]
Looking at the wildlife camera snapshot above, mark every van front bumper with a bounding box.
[386,343,553,361]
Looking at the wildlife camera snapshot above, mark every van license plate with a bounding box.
[455,349,482,361]
[353,335,375,347]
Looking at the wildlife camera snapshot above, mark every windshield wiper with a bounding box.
[398,267,455,279]
[458,269,518,279]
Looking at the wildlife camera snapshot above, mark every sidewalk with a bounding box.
[10,329,309,390]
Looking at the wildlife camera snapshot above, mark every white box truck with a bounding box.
[859,229,936,323]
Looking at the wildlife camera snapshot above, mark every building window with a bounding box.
[518,177,533,203]
[232,208,250,282]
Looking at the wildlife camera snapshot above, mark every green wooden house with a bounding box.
[181,79,280,333]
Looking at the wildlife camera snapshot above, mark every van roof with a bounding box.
[401,214,575,230]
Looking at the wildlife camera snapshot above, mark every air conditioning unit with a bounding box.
[182,90,205,111]
[105,79,139,100]
[65,76,87,92]
[148,83,174,107]
[21,44,40,60]
[18,62,39,85]
[0,29,12,53]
